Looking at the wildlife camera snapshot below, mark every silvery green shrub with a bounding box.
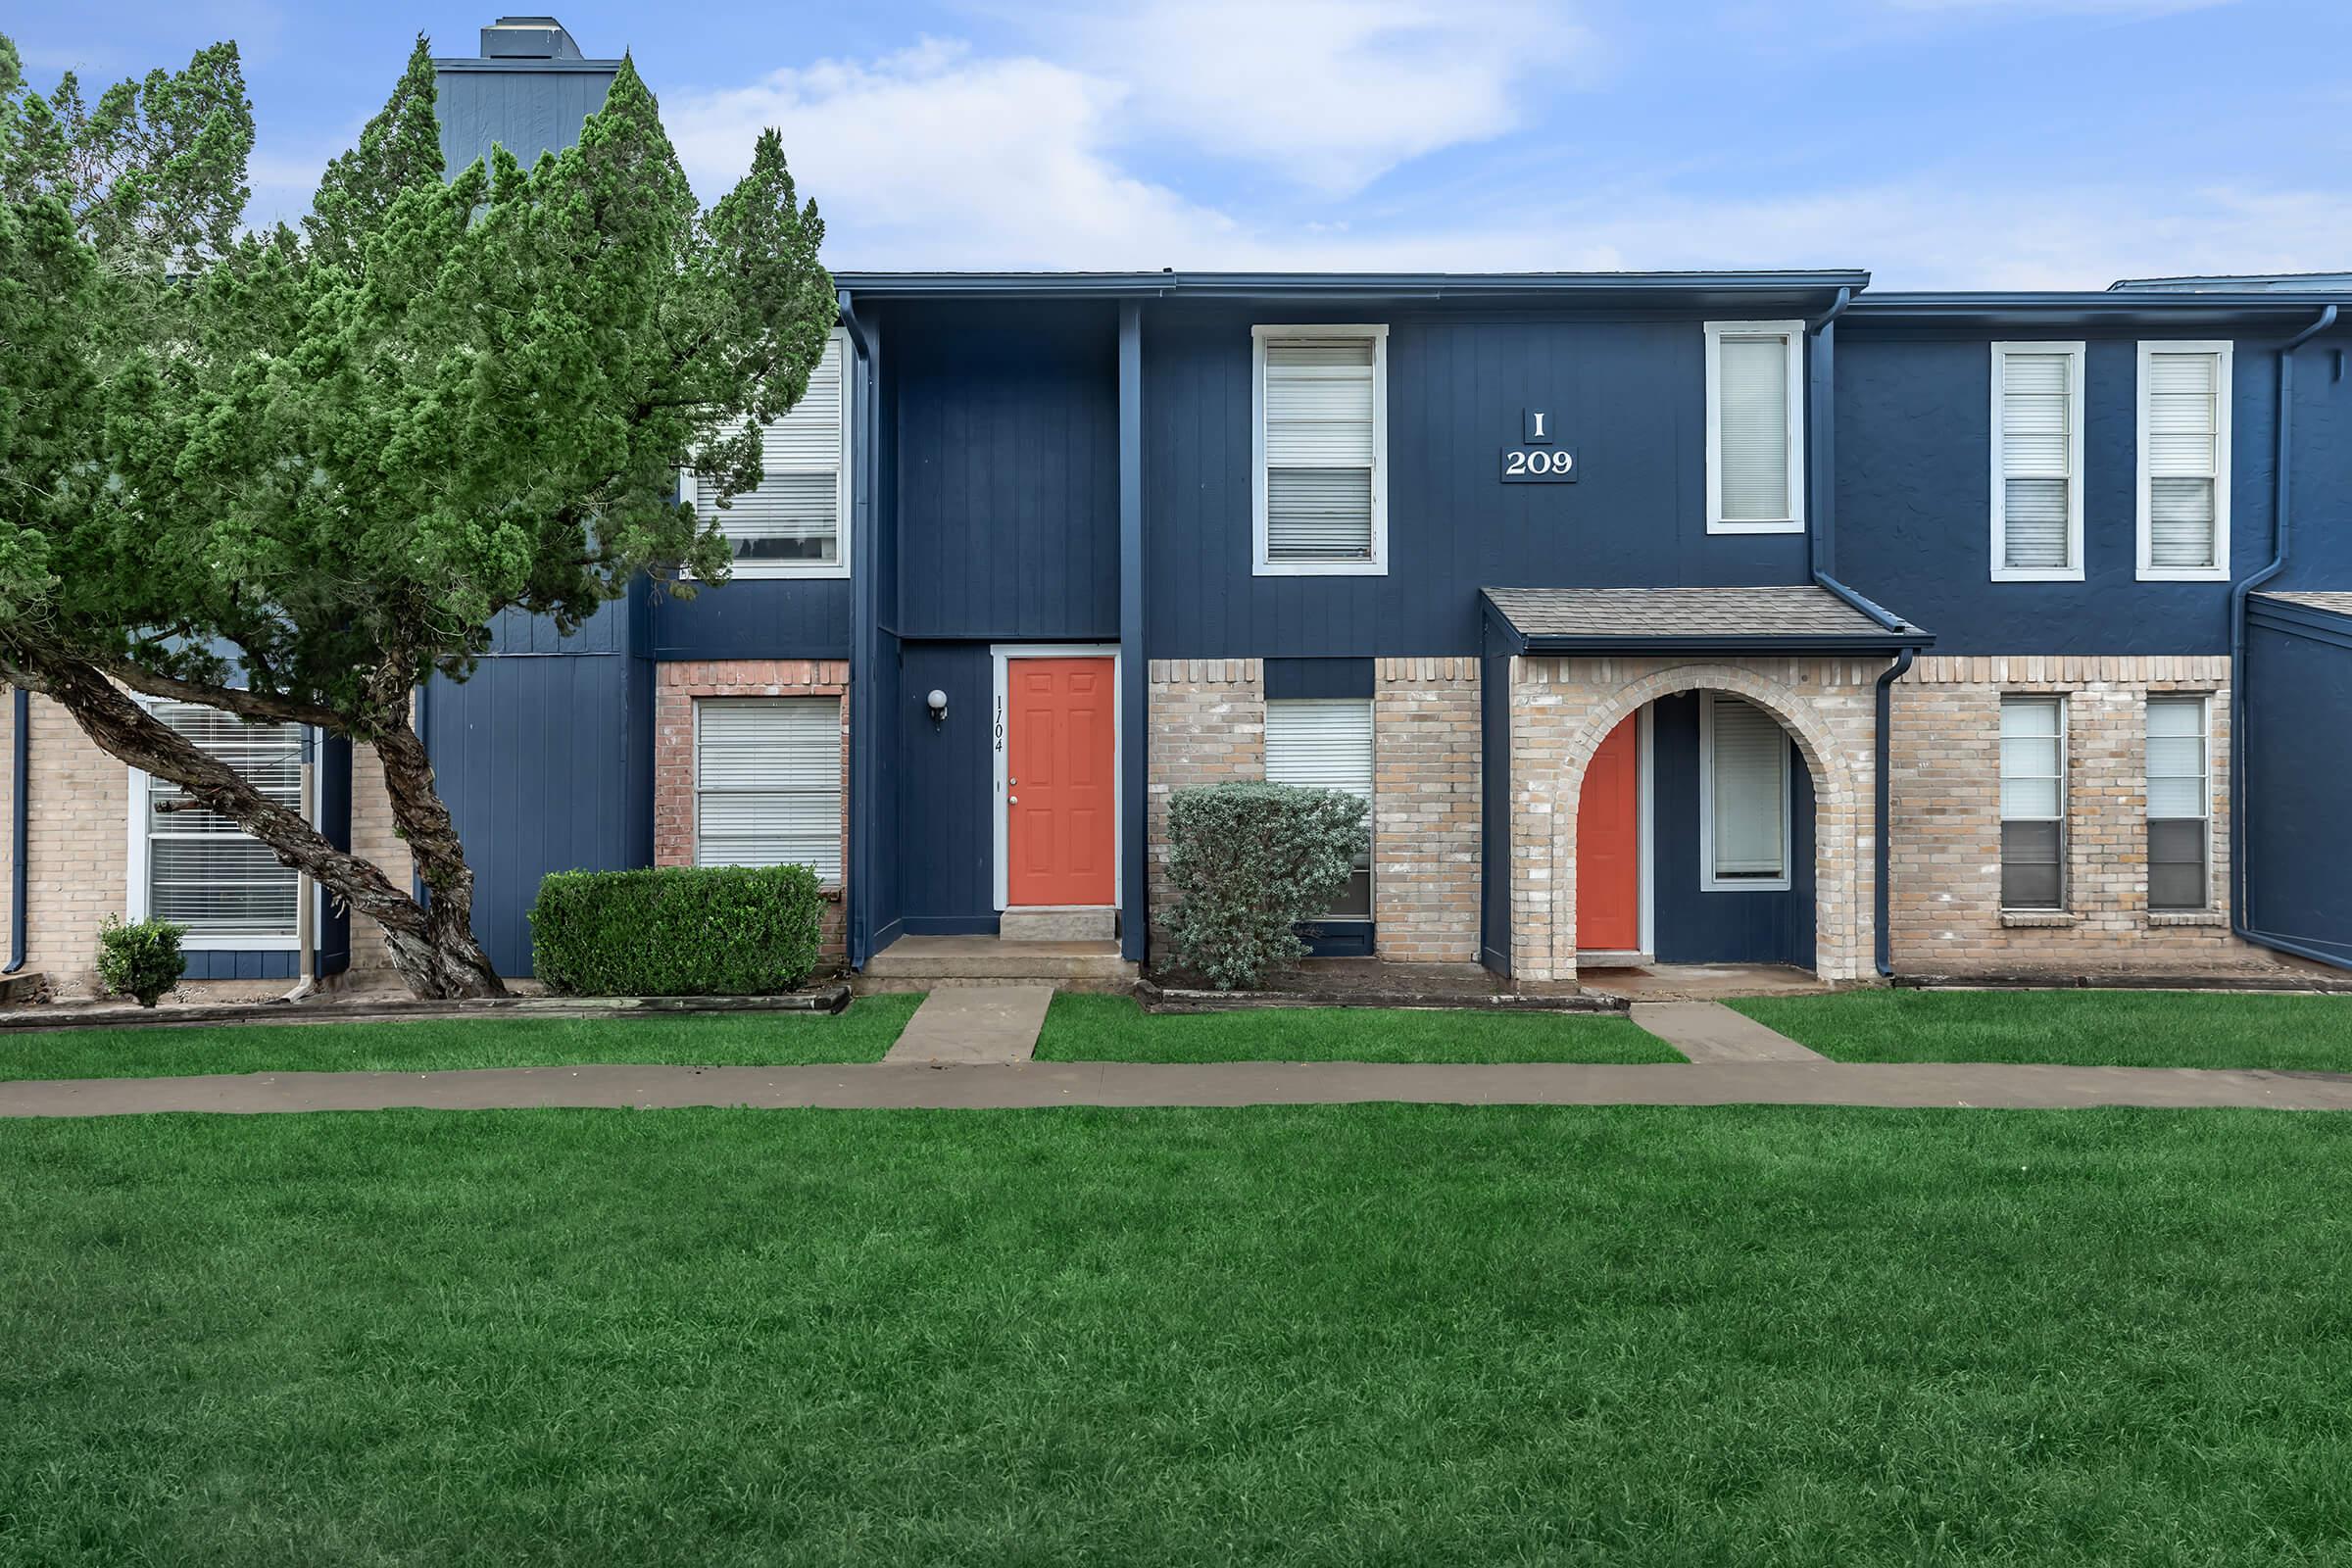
[1165,782,1368,990]
[95,915,187,1007]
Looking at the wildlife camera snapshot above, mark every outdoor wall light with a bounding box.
[926,688,949,727]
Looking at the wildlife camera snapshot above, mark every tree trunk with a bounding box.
[8,652,506,1001]
[367,719,506,999]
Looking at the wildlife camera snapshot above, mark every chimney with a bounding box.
[479,16,585,60]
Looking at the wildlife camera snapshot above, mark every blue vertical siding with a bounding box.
[891,304,1120,641]
[2242,605,2352,963]
[1836,333,2277,654]
[434,65,614,175]
[2276,329,2352,591]
[890,643,1001,933]
[1143,306,1810,659]
[1648,694,1818,968]
[651,580,854,660]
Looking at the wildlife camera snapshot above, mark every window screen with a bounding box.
[2146,695,2209,910]
[1264,698,1373,919]
[1260,335,1380,564]
[1706,695,1789,884]
[694,698,844,881]
[1999,696,2066,909]
[141,704,304,939]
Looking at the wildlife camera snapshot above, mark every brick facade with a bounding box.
[1508,656,1882,988]
[653,660,852,967]
[1888,654,2285,976]
[1371,659,1481,962]
[1145,660,1265,953]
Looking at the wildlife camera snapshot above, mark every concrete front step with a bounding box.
[858,936,1137,994]
[998,906,1117,942]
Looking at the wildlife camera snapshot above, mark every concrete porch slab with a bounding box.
[883,985,1053,1065]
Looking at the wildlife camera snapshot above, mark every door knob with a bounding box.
[1008,795,1019,804]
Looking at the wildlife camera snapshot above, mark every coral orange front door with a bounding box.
[1005,657,1116,906]
[1576,712,1642,953]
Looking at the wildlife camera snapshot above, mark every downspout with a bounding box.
[838,287,881,969]
[2230,303,2338,964]
[5,687,26,974]
[1807,286,1926,979]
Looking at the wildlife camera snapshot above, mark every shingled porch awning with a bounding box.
[1480,586,1930,656]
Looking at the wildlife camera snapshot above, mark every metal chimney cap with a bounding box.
[480,16,585,60]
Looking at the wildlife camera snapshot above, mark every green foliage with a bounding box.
[530,864,828,996]
[94,914,186,1006]
[1164,781,1369,990]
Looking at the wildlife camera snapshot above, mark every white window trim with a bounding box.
[1988,341,2086,583]
[679,326,855,581]
[2146,691,2215,910]
[124,721,316,953]
[990,644,1123,912]
[2135,339,2233,583]
[1697,692,1794,894]
[1998,693,2070,914]
[1250,323,1390,577]
[1703,319,1806,535]
[1264,696,1378,926]
[690,696,847,887]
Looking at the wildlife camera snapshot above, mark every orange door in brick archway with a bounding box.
[1576,711,1642,953]
[1005,658,1116,907]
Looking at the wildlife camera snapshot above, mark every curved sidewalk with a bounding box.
[4,1058,2351,1116]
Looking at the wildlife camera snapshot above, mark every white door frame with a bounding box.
[1578,702,1654,965]
[991,643,1123,911]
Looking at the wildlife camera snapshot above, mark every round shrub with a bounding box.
[96,915,187,1007]
[1164,781,1369,990]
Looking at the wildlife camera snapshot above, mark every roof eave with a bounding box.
[832,270,1873,304]
[1515,631,1933,657]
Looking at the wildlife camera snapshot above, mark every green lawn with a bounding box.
[0,995,922,1081]
[1735,988,2352,1072]
[4,1106,2350,1564]
[1036,992,1683,1063]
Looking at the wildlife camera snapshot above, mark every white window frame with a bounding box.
[1251,323,1390,577]
[1697,692,1793,893]
[690,696,847,885]
[989,644,1123,912]
[679,326,854,581]
[1988,341,2086,583]
[1703,319,1806,535]
[124,713,315,952]
[2145,692,2213,911]
[2135,339,2233,583]
[1998,694,2070,913]
[1263,695,1377,924]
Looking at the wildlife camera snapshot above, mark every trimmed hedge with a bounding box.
[1165,781,1368,990]
[529,864,827,997]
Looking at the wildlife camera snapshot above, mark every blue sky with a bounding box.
[9,0,2348,285]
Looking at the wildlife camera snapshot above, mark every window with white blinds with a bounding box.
[1990,343,2084,579]
[2146,695,2210,910]
[694,698,843,882]
[1999,696,2067,910]
[1253,326,1386,573]
[131,704,305,944]
[2137,342,2232,579]
[1264,698,1374,919]
[1704,321,1804,533]
[686,330,850,577]
[1700,695,1790,889]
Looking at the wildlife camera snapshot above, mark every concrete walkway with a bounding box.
[5,1058,2351,1116]
[1631,1001,1826,1063]
[884,986,1051,1065]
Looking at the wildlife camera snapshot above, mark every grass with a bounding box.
[0,995,923,1082]
[1035,992,1684,1063]
[3,1105,2350,1565]
[1734,988,2352,1072]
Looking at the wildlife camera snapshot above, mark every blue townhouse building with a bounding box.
[6,15,2351,998]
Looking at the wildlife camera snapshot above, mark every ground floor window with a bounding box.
[1699,693,1789,890]
[693,698,844,882]
[2146,694,2210,910]
[129,703,306,945]
[1999,695,2067,909]
[1263,697,1373,919]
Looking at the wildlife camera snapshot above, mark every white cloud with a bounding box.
[1042,0,1596,196]
[664,39,1236,269]
[1885,0,2233,13]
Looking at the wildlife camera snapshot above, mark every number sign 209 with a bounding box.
[1500,445,1578,483]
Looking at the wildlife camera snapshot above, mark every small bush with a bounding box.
[96,915,187,1007]
[1165,781,1368,990]
[530,864,827,997]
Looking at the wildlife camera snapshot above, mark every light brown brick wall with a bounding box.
[1889,654,2282,976]
[653,660,851,967]
[1372,659,1481,962]
[0,693,132,997]
[343,723,415,982]
[1508,656,1882,988]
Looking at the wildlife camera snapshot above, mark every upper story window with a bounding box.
[1703,320,1805,534]
[2137,341,2232,581]
[1989,342,2085,581]
[683,329,852,580]
[128,704,308,950]
[1252,325,1388,576]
